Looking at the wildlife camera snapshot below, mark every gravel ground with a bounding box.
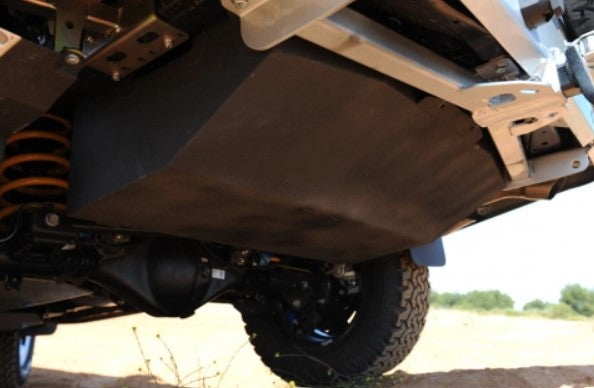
[27,305,594,387]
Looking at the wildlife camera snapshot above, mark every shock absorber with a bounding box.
[0,114,71,220]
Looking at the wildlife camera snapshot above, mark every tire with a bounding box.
[0,332,35,388]
[239,253,429,386]
[565,0,594,37]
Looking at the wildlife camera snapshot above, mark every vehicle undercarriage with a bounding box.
[0,0,593,385]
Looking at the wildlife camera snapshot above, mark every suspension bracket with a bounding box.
[223,0,594,190]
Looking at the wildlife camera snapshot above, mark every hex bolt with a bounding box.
[572,160,581,169]
[45,213,60,227]
[64,53,81,65]
[164,38,173,49]
[477,206,489,216]
[112,72,121,82]
[113,234,129,244]
[232,0,248,9]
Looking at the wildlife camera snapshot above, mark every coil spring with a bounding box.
[0,114,71,220]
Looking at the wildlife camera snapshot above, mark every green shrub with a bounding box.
[560,284,594,317]
[458,290,514,310]
[430,291,462,308]
[523,299,551,311]
[431,290,514,311]
[541,302,580,319]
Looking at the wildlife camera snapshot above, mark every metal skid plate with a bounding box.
[0,27,78,135]
[86,15,188,80]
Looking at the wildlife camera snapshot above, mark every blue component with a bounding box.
[313,329,333,339]
[410,238,446,267]
[259,253,272,266]
[286,309,298,325]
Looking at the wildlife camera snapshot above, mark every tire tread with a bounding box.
[240,253,430,386]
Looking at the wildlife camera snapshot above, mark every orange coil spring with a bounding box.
[0,114,71,220]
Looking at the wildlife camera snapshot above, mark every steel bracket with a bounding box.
[221,0,354,50]
[224,0,594,190]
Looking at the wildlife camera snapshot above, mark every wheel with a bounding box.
[238,253,429,386]
[565,0,594,37]
[0,332,35,388]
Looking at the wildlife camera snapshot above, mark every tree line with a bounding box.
[430,284,594,319]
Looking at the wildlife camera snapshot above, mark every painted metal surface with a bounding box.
[224,0,594,190]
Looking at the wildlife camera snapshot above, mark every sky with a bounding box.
[430,180,594,309]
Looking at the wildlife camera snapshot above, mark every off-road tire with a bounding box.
[239,253,429,386]
[0,332,34,388]
[565,0,594,37]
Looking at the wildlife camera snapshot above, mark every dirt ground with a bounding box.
[28,304,594,387]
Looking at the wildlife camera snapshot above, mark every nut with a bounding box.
[232,0,248,9]
[64,53,81,65]
[45,213,60,227]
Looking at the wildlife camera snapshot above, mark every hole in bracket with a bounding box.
[489,93,516,107]
[137,31,159,44]
[106,51,126,63]
[511,117,538,127]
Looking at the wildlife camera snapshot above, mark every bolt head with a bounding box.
[164,38,174,49]
[112,72,121,81]
[232,0,248,9]
[45,213,60,227]
[64,53,81,65]
[291,299,302,309]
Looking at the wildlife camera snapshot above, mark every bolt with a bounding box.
[201,266,212,278]
[477,206,489,216]
[164,38,173,49]
[45,213,60,227]
[300,280,309,289]
[86,35,94,43]
[113,234,129,244]
[64,53,81,65]
[232,0,248,9]
[572,160,582,169]
[112,72,121,81]
[291,299,302,309]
